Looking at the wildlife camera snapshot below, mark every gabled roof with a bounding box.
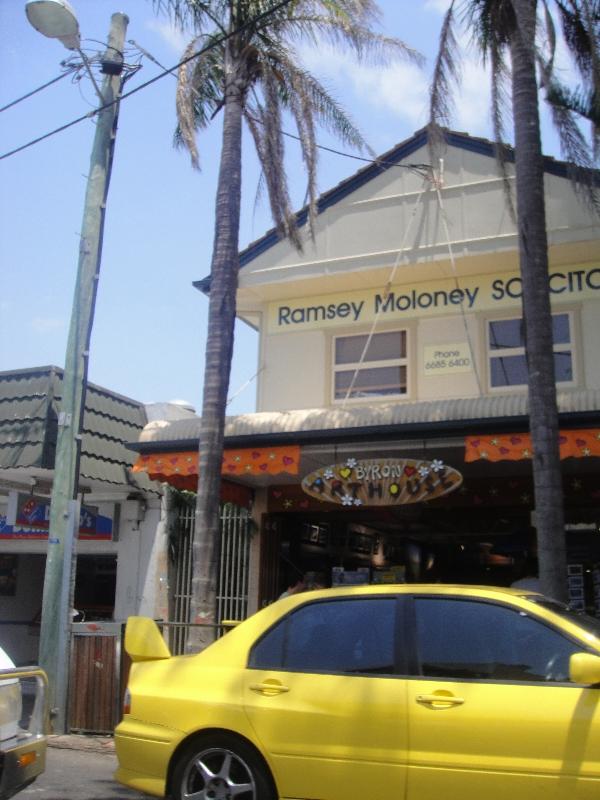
[194,126,581,293]
[0,366,156,491]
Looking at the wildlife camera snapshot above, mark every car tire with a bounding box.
[170,732,277,800]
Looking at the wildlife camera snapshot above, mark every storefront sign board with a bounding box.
[423,343,473,375]
[302,458,462,506]
[0,493,113,540]
[268,266,600,333]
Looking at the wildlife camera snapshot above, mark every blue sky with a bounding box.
[0,0,573,415]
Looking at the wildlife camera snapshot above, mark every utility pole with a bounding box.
[32,9,129,733]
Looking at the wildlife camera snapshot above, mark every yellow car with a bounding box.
[115,585,600,800]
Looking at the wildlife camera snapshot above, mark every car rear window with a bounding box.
[249,597,397,675]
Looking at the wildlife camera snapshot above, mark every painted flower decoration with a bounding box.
[418,465,430,478]
[341,494,354,506]
[346,458,357,468]
[324,468,335,480]
[353,498,363,507]
[431,459,444,473]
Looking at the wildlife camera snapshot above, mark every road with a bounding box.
[18,745,155,800]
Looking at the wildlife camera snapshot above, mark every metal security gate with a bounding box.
[171,501,251,654]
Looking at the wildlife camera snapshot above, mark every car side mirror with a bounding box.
[125,616,171,663]
[569,652,600,685]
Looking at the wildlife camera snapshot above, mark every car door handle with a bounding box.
[416,693,465,708]
[249,681,290,696]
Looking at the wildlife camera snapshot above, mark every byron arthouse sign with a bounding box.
[302,458,462,507]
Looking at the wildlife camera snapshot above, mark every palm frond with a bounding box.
[429,1,460,161]
[152,0,229,35]
[280,15,424,66]
[546,83,600,212]
[176,38,204,168]
[490,42,516,218]
[167,0,423,249]
[175,34,226,167]
[261,65,303,247]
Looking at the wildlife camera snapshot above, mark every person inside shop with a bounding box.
[511,553,541,592]
[305,571,328,591]
[279,573,307,599]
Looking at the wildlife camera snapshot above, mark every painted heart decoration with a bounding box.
[339,467,352,479]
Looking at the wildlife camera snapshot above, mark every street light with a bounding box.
[25,0,129,734]
[25,0,80,49]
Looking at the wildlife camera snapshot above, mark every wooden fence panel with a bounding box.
[69,624,121,733]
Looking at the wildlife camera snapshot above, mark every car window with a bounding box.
[249,597,397,675]
[414,597,580,683]
[530,598,600,642]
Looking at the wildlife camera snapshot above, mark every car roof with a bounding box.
[280,584,540,600]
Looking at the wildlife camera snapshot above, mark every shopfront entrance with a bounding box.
[259,458,600,615]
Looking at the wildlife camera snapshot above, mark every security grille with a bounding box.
[171,501,251,654]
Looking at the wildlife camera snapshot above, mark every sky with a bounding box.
[0,0,576,416]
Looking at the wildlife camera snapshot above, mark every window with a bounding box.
[488,313,573,388]
[414,597,581,683]
[333,330,408,401]
[249,598,397,675]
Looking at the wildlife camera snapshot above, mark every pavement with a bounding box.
[48,733,116,754]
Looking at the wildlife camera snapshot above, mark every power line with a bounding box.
[0,68,76,114]
[0,0,296,163]
[129,38,432,176]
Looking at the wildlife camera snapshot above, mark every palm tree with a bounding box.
[430,0,599,602]
[153,0,421,648]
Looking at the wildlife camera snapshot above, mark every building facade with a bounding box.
[134,129,600,618]
[0,367,168,667]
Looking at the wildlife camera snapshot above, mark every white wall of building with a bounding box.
[0,490,165,664]
[235,139,598,413]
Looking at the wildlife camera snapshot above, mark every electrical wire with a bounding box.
[129,37,432,177]
[0,0,296,163]
[0,68,76,114]
[2,0,432,178]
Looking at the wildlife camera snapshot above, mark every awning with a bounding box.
[131,445,300,490]
[465,429,600,462]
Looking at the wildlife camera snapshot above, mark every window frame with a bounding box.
[486,311,576,391]
[405,593,593,686]
[247,595,410,678]
[331,328,410,404]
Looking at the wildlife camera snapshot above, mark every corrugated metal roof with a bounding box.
[0,366,157,491]
[135,389,600,448]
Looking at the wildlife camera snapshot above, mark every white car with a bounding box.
[0,646,48,800]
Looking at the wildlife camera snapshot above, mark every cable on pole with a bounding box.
[0,0,296,162]
[0,68,76,114]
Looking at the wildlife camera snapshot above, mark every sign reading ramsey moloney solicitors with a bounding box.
[268,266,599,333]
[302,458,463,507]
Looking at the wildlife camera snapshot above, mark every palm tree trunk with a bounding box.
[510,0,567,602]
[188,43,244,651]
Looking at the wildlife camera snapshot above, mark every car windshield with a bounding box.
[529,598,600,641]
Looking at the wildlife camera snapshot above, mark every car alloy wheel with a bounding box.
[172,734,275,800]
